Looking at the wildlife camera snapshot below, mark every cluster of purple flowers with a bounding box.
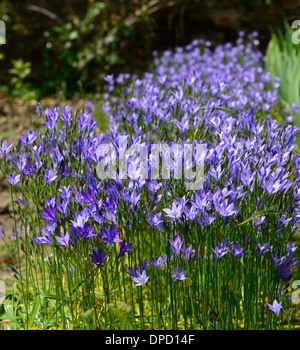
[0,32,299,321]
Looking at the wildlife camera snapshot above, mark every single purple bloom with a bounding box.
[80,187,96,203]
[171,266,187,282]
[271,252,285,270]
[36,102,42,116]
[58,185,72,201]
[43,169,57,186]
[70,209,89,228]
[278,264,293,281]
[11,231,21,241]
[256,241,271,257]
[77,223,95,238]
[55,230,72,248]
[118,239,133,258]
[214,199,236,218]
[211,238,232,261]
[6,172,21,186]
[152,254,167,272]
[40,205,58,223]
[18,197,25,205]
[140,258,152,271]
[33,233,53,246]
[147,211,163,232]
[163,202,183,222]
[169,236,184,258]
[127,265,139,278]
[0,140,13,157]
[57,200,69,218]
[131,270,150,287]
[267,299,282,317]
[182,245,194,263]
[230,242,244,259]
[20,130,37,147]
[101,225,122,243]
[89,247,109,266]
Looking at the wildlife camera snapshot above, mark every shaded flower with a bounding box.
[182,245,194,263]
[230,242,245,259]
[152,254,167,272]
[9,264,20,275]
[89,247,109,266]
[118,239,133,258]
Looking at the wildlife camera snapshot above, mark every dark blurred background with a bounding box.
[0,0,300,99]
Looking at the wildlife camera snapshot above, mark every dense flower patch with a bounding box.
[0,32,299,330]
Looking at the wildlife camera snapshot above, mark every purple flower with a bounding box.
[70,209,89,228]
[131,270,150,287]
[147,211,163,232]
[214,199,236,218]
[152,254,167,272]
[163,202,183,222]
[57,200,69,218]
[139,258,152,271]
[211,238,233,261]
[43,169,57,186]
[256,241,271,257]
[127,265,139,278]
[34,232,53,246]
[101,225,122,243]
[230,242,245,259]
[169,236,184,258]
[36,102,42,116]
[0,140,13,157]
[267,299,282,317]
[77,223,95,238]
[182,245,194,263]
[118,239,133,258]
[171,266,187,282]
[40,205,58,223]
[55,230,72,248]
[6,172,21,186]
[89,247,109,266]
[271,252,285,270]
[9,264,20,275]
[20,130,37,147]
[18,197,25,205]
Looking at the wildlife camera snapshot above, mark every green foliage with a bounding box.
[42,0,143,97]
[1,58,39,100]
[266,21,300,124]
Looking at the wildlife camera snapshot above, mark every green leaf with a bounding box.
[28,295,41,329]
[238,210,277,226]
